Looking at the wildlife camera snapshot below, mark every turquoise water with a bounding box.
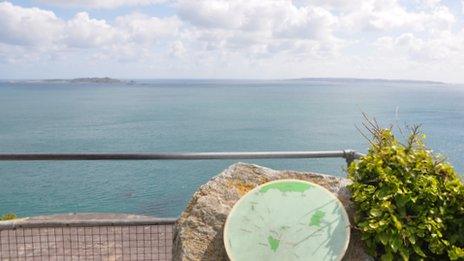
[0,79,463,217]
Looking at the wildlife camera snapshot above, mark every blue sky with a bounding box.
[1,0,464,82]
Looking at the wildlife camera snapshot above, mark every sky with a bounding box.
[0,0,464,82]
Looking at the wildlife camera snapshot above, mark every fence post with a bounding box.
[343,150,356,167]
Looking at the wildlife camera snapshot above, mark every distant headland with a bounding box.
[290,77,445,85]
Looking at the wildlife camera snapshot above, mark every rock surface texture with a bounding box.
[173,162,369,261]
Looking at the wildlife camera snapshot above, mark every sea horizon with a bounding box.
[0,77,452,85]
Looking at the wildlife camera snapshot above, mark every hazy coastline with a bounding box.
[0,77,447,85]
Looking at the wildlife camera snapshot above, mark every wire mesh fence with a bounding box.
[0,221,174,260]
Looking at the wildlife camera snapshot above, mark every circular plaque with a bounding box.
[224,179,350,261]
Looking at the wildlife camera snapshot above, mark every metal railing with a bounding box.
[0,149,364,260]
[0,149,363,165]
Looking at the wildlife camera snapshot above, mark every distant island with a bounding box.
[42,77,135,84]
[69,77,127,84]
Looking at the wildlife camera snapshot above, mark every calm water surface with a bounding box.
[0,79,463,217]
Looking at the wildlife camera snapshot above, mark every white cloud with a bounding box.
[374,31,464,62]
[169,40,186,57]
[175,0,344,58]
[115,13,181,44]
[65,12,120,48]
[339,0,455,32]
[177,0,338,40]
[0,2,181,49]
[176,0,245,29]
[39,0,167,9]
[0,2,63,46]
[273,6,337,40]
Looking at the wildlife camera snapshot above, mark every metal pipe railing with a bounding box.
[0,150,364,164]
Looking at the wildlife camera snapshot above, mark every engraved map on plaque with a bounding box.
[224,179,350,261]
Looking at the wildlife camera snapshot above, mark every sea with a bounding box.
[0,79,463,218]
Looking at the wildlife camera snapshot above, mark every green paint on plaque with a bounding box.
[260,181,312,193]
[224,180,351,260]
[267,235,280,252]
[310,210,325,227]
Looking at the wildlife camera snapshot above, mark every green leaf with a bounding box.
[381,251,394,261]
[390,237,401,253]
[399,247,410,261]
[391,215,403,230]
[413,244,427,257]
[448,246,464,260]
[379,232,389,245]
[370,208,383,217]
[0,213,16,220]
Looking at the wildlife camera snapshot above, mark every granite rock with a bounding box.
[173,162,369,261]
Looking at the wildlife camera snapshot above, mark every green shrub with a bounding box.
[348,123,464,260]
[0,213,16,221]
